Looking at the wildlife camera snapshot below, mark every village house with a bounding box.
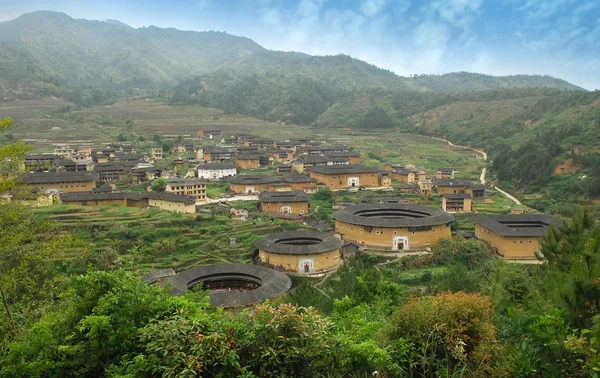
[20,171,98,193]
[172,144,187,153]
[25,153,59,172]
[473,214,560,259]
[391,168,415,183]
[382,162,404,172]
[270,150,295,163]
[151,148,163,160]
[292,154,349,174]
[203,146,235,162]
[277,165,292,174]
[235,154,261,169]
[258,191,311,215]
[197,163,237,180]
[274,141,296,151]
[165,178,207,202]
[418,179,433,194]
[280,175,318,193]
[60,192,146,207]
[245,138,275,149]
[197,129,223,140]
[436,168,456,179]
[229,207,249,220]
[434,179,486,198]
[325,151,361,164]
[227,175,280,194]
[54,144,76,158]
[309,165,382,189]
[441,193,473,212]
[144,192,197,214]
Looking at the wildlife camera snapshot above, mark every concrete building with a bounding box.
[473,214,559,259]
[20,171,97,193]
[441,193,472,212]
[197,163,237,180]
[310,165,381,189]
[419,179,433,194]
[333,203,454,250]
[166,179,207,202]
[258,191,310,215]
[255,231,344,273]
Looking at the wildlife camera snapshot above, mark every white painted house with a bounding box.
[197,163,237,180]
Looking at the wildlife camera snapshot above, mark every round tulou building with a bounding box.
[333,203,454,250]
[255,230,344,274]
[168,263,291,308]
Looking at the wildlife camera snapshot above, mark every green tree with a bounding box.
[540,209,600,328]
[151,178,167,193]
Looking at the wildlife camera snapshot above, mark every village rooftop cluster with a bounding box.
[3,127,559,300]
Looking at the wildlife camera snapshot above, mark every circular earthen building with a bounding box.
[255,231,344,273]
[168,263,291,307]
[333,203,454,250]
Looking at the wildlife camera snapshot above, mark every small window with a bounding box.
[394,231,397,235]
[528,240,532,244]
[520,240,523,244]
[360,229,363,233]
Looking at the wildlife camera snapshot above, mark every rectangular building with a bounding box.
[309,165,380,189]
[259,191,310,215]
[21,171,97,193]
[197,163,237,180]
[473,214,559,259]
[441,193,472,212]
[166,179,207,202]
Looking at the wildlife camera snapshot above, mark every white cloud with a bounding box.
[261,8,281,26]
[394,0,411,16]
[360,0,386,17]
[414,21,451,48]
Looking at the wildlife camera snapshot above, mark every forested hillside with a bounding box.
[0,10,582,106]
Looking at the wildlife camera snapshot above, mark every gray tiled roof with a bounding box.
[333,203,454,227]
[259,190,310,203]
[255,231,343,255]
[198,163,237,170]
[310,164,380,175]
[227,175,280,185]
[441,193,472,199]
[434,178,474,187]
[473,214,560,237]
[21,171,98,184]
[168,263,291,307]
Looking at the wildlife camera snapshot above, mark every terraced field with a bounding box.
[32,204,307,274]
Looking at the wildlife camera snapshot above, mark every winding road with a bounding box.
[431,137,521,206]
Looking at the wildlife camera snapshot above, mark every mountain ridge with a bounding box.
[0,10,584,104]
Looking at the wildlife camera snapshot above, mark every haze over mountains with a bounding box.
[0,11,583,102]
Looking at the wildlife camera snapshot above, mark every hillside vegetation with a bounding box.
[0,10,582,106]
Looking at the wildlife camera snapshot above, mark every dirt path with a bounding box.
[433,140,522,206]
[430,136,488,161]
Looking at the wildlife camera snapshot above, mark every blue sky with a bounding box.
[1,0,599,89]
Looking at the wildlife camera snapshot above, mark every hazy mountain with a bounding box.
[0,10,583,102]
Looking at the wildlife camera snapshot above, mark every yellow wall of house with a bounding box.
[348,156,360,164]
[258,248,341,272]
[475,224,541,258]
[442,197,472,212]
[230,183,271,194]
[37,180,96,193]
[437,185,470,195]
[335,220,451,249]
[148,199,196,214]
[260,201,309,215]
[236,159,260,169]
[309,171,380,189]
[391,172,415,183]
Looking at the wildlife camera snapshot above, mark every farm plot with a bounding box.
[32,204,307,274]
